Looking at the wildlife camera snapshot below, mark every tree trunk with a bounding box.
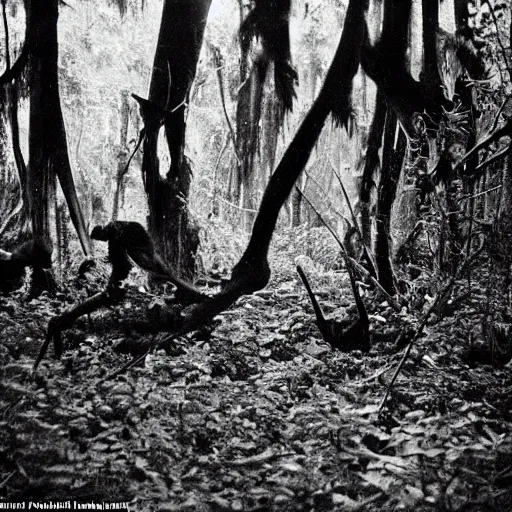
[1,0,28,227]
[235,0,295,231]
[421,0,446,115]
[27,0,92,264]
[454,0,469,35]
[8,82,28,223]
[290,186,301,227]
[260,65,282,182]
[375,110,406,294]
[359,90,386,248]
[374,0,411,295]
[422,0,440,85]
[112,90,130,221]
[235,53,267,229]
[0,109,8,178]
[453,0,480,269]
[142,0,211,281]
[497,155,512,283]
[486,152,512,348]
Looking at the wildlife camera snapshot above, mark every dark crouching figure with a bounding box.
[0,237,53,294]
[34,221,206,369]
[91,221,205,303]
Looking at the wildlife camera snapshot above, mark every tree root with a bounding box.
[33,286,125,370]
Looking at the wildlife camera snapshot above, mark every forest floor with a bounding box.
[1,228,512,512]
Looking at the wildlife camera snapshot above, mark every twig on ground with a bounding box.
[356,363,393,385]
[97,333,175,385]
[0,471,15,490]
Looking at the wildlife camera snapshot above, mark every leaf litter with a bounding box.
[0,254,511,511]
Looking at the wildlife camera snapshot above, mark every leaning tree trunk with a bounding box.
[142,0,211,281]
[27,0,92,269]
[173,0,368,335]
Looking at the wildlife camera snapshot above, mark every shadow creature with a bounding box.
[0,237,53,295]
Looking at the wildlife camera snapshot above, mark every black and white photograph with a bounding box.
[0,0,512,510]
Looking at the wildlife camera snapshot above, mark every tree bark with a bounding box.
[142,0,211,281]
[1,0,28,226]
[27,0,92,262]
[237,58,266,230]
[375,110,406,294]
[290,186,301,227]
[112,90,130,221]
[359,90,386,247]
[498,154,512,280]
[372,0,411,294]
[420,0,447,114]
[422,0,440,86]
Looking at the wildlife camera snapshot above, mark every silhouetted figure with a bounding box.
[91,221,205,303]
[0,237,52,294]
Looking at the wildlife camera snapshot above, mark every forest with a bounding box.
[1,0,512,510]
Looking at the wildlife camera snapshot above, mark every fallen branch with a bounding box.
[0,470,15,490]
